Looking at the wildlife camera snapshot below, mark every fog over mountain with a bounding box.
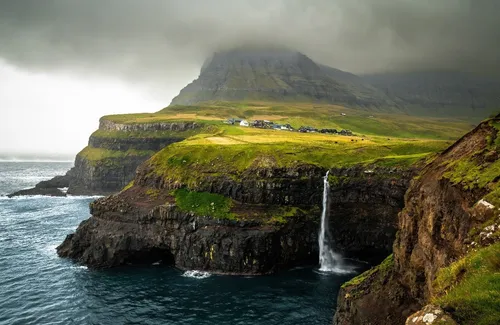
[0,0,499,154]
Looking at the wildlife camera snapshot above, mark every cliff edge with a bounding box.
[334,114,500,325]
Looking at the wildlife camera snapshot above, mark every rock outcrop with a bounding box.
[7,174,70,197]
[334,115,500,324]
[57,163,415,273]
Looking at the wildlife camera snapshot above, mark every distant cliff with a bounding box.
[8,117,203,197]
[66,119,201,195]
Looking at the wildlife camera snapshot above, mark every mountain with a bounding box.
[363,71,500,118]
[171,47,500,119]
[170,48,398,110]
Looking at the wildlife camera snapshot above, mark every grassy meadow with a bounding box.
[101,101,475,140]
[85,101,480,175]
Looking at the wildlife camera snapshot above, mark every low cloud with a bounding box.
[0,0,498,86]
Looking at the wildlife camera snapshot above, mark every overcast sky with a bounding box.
[1,0,499,156]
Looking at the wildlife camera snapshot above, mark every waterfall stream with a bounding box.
[318,171,351,273]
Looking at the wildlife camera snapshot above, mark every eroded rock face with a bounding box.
[66,154,148,196]
[57,164,415,274]
[57,194,318,273]
[393,121,495,302]
[98,120,199,132]
[333,116,500,324]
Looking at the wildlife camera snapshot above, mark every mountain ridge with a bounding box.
[170,48,499,118]
[170,48,399,110]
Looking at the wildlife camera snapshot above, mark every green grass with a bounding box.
[173,188,236,220]
[100,101,473,140]
[443,117,500,191]
[78,147,156,165]
[91,128,208,140]
[146,129,449,188]
[122,180,134,192]
[433,243,500,325]
[267,206,302,224]
[342,254,394,289]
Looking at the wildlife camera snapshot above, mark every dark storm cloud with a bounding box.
[0,0,499,85]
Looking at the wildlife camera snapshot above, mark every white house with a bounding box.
[240,120,249,127]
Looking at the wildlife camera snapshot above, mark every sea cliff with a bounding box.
[57,157,416,273]
[334,115,500,325]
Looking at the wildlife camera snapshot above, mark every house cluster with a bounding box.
[298,126,353,135]
[225,118,293,130]
[224,118,353,136]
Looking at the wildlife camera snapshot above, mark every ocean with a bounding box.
[0,161,360,325]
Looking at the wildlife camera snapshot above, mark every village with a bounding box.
[224,117,354,136]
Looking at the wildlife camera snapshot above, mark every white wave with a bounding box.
[151,261,161,266]
[181,270,211,279]
[72,265,88,271]
[38,244,59,259]
[0,195,102,201]
[66,195,103,200]
[58,187,69,194]
[316,265,357,275]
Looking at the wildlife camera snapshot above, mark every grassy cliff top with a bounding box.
[145,124,451,187]
[100,101,474,140]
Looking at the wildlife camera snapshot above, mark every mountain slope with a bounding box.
[363,71,500,118]
[170,48,398,110]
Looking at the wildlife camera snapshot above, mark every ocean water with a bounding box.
[0,161,362,325]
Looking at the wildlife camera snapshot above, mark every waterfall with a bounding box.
[318,170,344,272]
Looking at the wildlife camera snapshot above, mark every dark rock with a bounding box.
[8,187,66,198]
[35,175,70,189]
[57,197,318,273]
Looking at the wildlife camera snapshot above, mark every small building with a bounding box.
[299,126,318,133]
[252,120,265,128]
[240,120,249,127]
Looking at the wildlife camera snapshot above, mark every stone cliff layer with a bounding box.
[57,163,416,273]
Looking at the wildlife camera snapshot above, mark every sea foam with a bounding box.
[181,270,211,279]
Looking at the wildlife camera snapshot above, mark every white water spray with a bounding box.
[318,171,349,273]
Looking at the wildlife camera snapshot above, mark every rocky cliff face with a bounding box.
[170,48,397,110]
[334,115,500,324]
[8,120,202,197]
[57,162,416,273]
